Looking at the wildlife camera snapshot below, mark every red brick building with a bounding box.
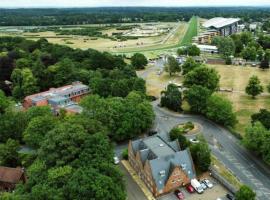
[0,167,26,191]
[23,81,90,114]
[128,133,196,197]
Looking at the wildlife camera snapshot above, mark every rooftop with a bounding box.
[25,82,89,101]
[203,17,240,29]
[131,133,196,190]
[0,167,24,184]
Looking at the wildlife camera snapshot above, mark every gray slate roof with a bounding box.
[131,134,196,191]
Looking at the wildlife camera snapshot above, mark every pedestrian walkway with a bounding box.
[121,160,156,200]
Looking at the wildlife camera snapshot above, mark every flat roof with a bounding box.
[203,17,240,29]
[143,136,175,158]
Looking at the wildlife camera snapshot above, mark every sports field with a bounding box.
[180,16,198,45]
[0,17,198,58]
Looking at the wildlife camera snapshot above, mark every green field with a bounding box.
[117,16,198,55]
[0,17,198,59]
[180,16,198,45]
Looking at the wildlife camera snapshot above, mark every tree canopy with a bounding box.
[235,185,256,200]
[131,53,148,70]
[165,56,181,76]
[206,94,237,127]
[245,75,263,99]
[160,84,182,112]
[184,66,220,93]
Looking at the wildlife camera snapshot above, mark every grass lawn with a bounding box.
[211,155,242,189]
[208,64,270,136]
[180,16,198,45]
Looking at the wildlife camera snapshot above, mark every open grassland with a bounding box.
[208,64,270,136]
[0,17,198,58]
[180,16,198,45]
[0,22,185,53]
[137,65,183,97]
[117,16,198,54]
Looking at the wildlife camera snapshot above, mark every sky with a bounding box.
[1,0,270,8]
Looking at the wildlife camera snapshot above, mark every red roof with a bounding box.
[0,167,24,184]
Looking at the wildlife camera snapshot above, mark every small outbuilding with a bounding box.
[0,167,26,191]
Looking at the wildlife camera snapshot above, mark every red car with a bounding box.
[174,189,185,200]
[186,184,195,193]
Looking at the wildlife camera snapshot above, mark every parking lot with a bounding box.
[157,178,229,200]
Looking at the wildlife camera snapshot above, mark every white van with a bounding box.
[191,179,204,194]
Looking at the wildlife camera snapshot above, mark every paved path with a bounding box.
[119,163,148,200]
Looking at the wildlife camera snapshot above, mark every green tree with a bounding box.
[244,122,268,154]
[251,109,270,129]
[267,83,270,94]
[0,139,20,167]
[261,134,270,164]
[241,46,257,61]
[186,45,200,56]
[38,123,88,167]
[66,167,126,200]
[160,84,182,112]
[49,58,76,87]
[184,67,220,93]
[0,90,10,114]
[235,185,256,200]
[23,115,58,148]
[169,127,190,149]
[185,85,211,114]
[240,32,253,46]
[81,92,154,142]
[206,94,237,127]
[131,53,148,69]
[11,68,39,100]
[212,36,235,58]
[0,111,27,143]
[190,141,211,172]
[177,48,187,56]
[182,57,200,75]
[245,75,263,98]
[165,56,181,76]
[15,58,32,69]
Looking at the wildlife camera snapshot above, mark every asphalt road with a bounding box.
[152,102,270,200]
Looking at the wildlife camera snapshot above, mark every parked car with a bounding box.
[186,184,195,193]
[200,181,207,190]
[203,179,213,188]
[226,193,235,200]
[189,138,200,144]
[174,189,184,200]
[191,179,204,194]
[113,156,120,164]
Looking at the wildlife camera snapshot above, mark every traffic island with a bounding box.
[176,121,202,136]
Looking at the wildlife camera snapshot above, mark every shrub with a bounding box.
[122,148,128,160]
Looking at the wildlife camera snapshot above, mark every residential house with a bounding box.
[128,133,196,197]
[0,167,26,191]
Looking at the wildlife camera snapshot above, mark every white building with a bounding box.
[203,17,241,36]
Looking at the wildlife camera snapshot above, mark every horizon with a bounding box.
[1,0,270,8]
[1,5,270,9]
